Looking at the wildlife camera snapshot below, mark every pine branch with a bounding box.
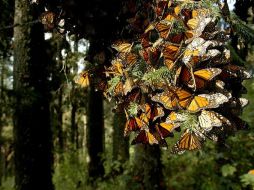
[230,12,254,43]
[142,66,172,84]
[227,44,246,66]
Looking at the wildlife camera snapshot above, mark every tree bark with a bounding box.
[112,112,129,163]
[49,33,67,154]
[13,1,54,190]
[70,97,78,148]
[86,85,105,181]
[133,145,165,190]
[0,57,4,186]
[56,87,64,152]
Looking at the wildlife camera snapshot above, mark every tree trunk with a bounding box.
[86,85,105,181]
[133,145,165,190]
[112,112,129,163]
[50,33,66,154]
[13,1,54,190]
[0,57,4,186]
[56,87,64,152]
[70,98,78,148]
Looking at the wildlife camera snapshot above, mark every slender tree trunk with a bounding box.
[86,85,105,181]
[51,33,66,154]
[56,88,64,152]
[70,39,79,150]
[0,58,4,186]
[13,1,54,190]
[112,112,129,163]
[133,145,165,190]
[70,98,78,148]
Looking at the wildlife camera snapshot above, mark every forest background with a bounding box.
[0,0,254,190]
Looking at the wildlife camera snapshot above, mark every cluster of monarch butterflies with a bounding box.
[77,0,251,154]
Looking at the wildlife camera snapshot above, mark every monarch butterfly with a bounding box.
[124,87,142,103]
[248,170,254,175]
[40,11,56,30]
[187,18,199,30]
[155,21,172,39]
[179,66,222,89]
[124,116,144,136]
[185,16,212,43]
[139,103,165,124]
[174,6,181,15]
[112,41,133,53]
[182,38,220,67]
[175,89,209,112]
[219,64,252,80]
[159,121,180,135]
[162,43,179,60]
[132,124,168,147]
[181,8,192,22]
[131,129,159,145]
[175,89,229,112]
[215,80,225,90]
[155,0,171,18]
[222,97,248,117]
[144,23,156,34]
[123,77,136,95]
[151,90,179,110]
[198,110,230,131]
[165,13,175,22]
[182,37,206,66]
[141,33,152,48]
[119,52,138,67]
[228,97,249,109]
[107,75,131,97]
[75,71,90,88]
[113,81,124,96]
[172,129,203,153]
[152,104,165,121]
[106,58,124,77]
[139,47,161,65]
[164,58,175,70]
[167,29,194,44]
[167,111,188,123]
[113,87,141,113]
[203,126,225,142]
[196,93,229,109]
[155,124,173,145]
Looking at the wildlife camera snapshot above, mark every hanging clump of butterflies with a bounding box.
[77,0,252,154]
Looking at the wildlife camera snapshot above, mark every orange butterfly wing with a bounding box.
[75,71,90,88]
[172,129,202,153]
[152,91,179,110]
[131,130,159,145]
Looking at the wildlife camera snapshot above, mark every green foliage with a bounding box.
[227,44,246,66]
[130,60,147,79]
[0,177,14,190]
[179,0,221,18]
[221,164,236,177]
[107,76,120,94]
[142,66,172,85]
[53,150,87,190]
[240,173,254,188]
[180,112,198,130]
[230,12,254,42]
[127,102,139,117]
